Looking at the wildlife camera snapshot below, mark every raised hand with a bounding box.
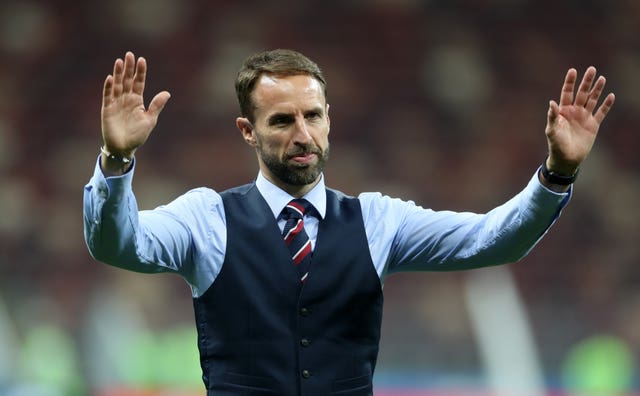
[545,67,615,175]
[101,51,171,162]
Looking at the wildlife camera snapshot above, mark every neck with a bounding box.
[262,171,321,198]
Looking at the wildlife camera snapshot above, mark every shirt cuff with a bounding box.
[526,168,572,221]
[90,155,135,204]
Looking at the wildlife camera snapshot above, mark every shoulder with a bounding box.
[326,187,356,201]
[176,183,257,207]
[153,186,225,221]
[324,189,420,223]
[357,191,418,213]
[323,188,420,214]
[220,183,255,197]
[173,186,222,205]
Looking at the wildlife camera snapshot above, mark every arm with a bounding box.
[86,53,227,294]
[83,161,193,274]
[365,68,615,278]
[84,52,187,274]
[83,160,225,282]
[540,66,615,192]
[362,173,569,277]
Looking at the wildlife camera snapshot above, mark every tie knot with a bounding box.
[283,199,311,220]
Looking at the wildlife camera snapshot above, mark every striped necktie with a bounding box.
[282,199,313,283]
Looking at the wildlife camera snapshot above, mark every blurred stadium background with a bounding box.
[0,0,639,395]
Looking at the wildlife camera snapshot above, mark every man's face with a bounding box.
[238,74,330,193]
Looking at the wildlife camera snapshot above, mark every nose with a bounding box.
[293,117,312,144]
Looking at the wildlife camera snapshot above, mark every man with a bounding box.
[84,49,614,395]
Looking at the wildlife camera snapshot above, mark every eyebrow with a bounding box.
[266,107,324,125]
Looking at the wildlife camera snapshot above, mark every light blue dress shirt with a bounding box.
[84,158,570,297]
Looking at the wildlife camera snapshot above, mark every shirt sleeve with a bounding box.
[83,157,226,296]
[360,169,571,280]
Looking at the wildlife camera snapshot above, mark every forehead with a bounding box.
[252,74,326,116]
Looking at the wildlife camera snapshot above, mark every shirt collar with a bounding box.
[255,171,326,220]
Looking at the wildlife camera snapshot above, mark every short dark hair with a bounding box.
[235,49,327,122]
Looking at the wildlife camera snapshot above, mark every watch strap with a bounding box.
[540,160,578,185]
[100,146,133,165]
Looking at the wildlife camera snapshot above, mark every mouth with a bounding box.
[289,152,317,164]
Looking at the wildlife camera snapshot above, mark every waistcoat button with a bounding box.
[300,307,310,316]
[300,338,310,347]
[302,370,311,378]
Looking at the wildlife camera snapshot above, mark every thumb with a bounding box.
[547,100,559,125]
[148,91,171,118]
[546,99,559,138]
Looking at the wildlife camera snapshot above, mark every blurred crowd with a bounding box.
[0,0,639,394]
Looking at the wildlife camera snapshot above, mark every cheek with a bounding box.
[260,135,289,152]
[315,128,330,147]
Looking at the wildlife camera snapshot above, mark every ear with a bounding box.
[236,117,257,147]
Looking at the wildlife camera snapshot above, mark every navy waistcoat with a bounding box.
[193,183,383,395]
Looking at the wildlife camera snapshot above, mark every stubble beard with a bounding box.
[259,143,330,186]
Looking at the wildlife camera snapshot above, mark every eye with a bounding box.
[270,115,293,127]
[305,111,321,120]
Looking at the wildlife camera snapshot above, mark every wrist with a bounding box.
[540,158,579,186]
[100,146,134,176]
[545,157,578,177]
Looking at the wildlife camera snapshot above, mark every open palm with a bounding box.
[101,51,170,156]
[545,67,615,175]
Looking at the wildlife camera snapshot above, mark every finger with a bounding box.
[585,76,605,113]
[594,93,615,125]
[148,91,171,118]
[574,66,596,107]
[112,58,124,98]
[546,100,559,133]
[559,68,577,107]
[132,57,147,96]
[102,74,113,108]
[122,51,136,93]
